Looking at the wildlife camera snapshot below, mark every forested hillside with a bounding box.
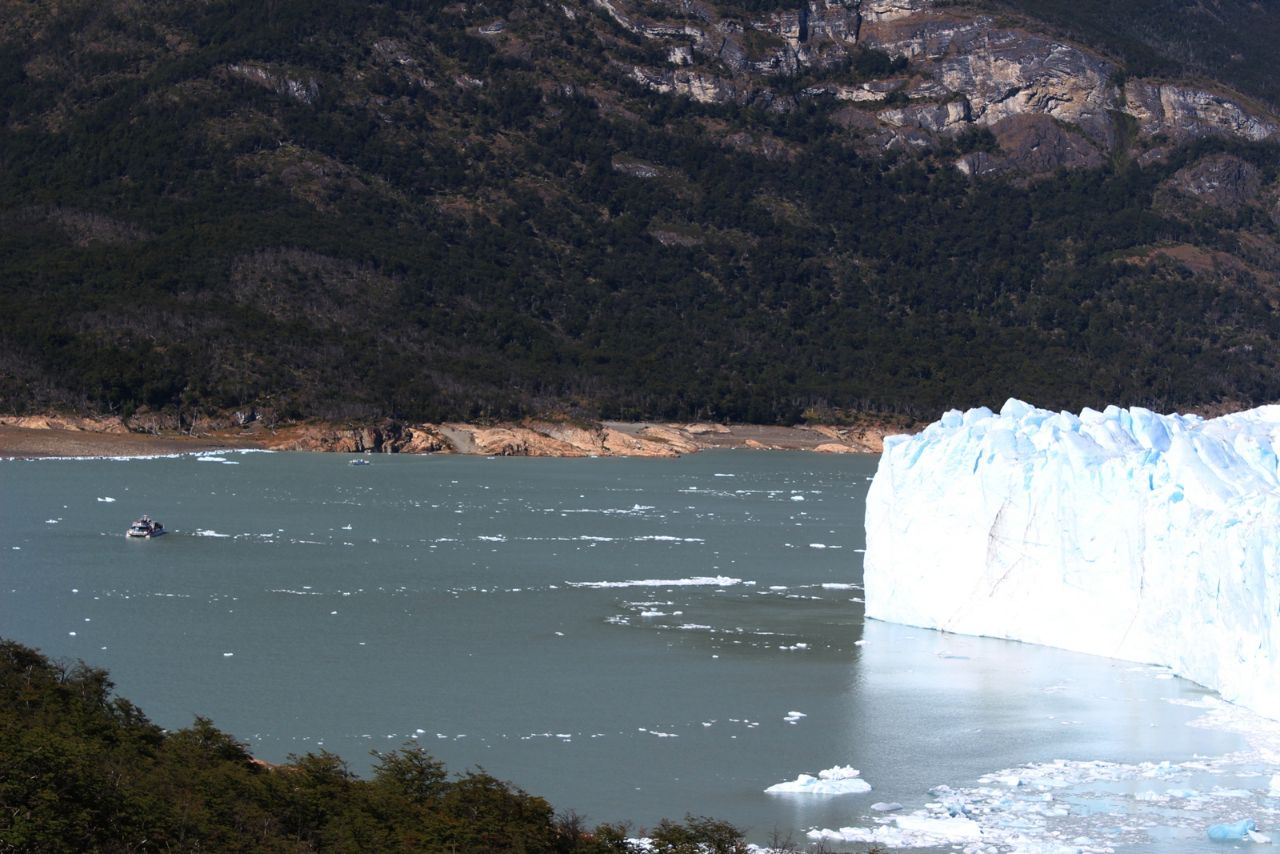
[2,0,1278,427]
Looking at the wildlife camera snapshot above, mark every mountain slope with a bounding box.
[1,0,1278,427]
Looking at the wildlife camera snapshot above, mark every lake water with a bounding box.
[3,449,1278,851]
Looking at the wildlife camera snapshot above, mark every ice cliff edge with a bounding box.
[864,399,1280,719]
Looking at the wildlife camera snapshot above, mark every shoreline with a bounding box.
[0,415,907,460]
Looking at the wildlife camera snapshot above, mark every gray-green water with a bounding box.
[3,450,1272,849]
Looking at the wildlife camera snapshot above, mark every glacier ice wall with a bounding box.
[865,399,1280,719]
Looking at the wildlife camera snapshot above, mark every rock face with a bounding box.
[240,419,887,456]
[606,0,1278,174]
[259,420,701,457]
[865,399,1280,719]
[1161,154,1265,210]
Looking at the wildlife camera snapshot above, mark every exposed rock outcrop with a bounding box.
[1161,154,1265,210]
[1125,81,1277,143]
[0,414,903,458]
[243,418,896,457]
[609,0,1278,175]
[225,62,320,104]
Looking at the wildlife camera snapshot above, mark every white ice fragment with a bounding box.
[567,576,741,589]
[97,496,116,502]
[223,652,234,657]
[766,765,870,795]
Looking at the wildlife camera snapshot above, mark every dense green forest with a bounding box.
[2,639,875,853]
[1,0,1278,426]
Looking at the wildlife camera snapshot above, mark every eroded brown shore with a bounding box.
[0,414,908,460]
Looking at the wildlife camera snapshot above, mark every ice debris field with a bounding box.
[805,695,1280,852]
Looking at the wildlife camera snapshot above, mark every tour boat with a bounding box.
[126,515,164,538]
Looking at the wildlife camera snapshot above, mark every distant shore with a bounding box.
[0,414,910,460]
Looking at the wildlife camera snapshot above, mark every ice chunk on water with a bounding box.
[568,576,741,589]
[1207,818,1257,841]
[866,399,1280,719]
[766,765,871,795]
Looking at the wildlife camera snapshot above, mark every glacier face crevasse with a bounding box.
[864,398,1280,719]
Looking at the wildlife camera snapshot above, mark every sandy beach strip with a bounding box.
[0,424,263,459]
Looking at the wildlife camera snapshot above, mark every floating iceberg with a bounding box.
[766,765,871,794]
[865,399,1280,719]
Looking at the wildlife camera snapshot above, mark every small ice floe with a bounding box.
[821,583,859,590]
[633,535,704,543]
[783,710,806,724]
[45,519,59,524]
[870,802,903,812]
[222,652,234,657]
[1207,819,1258,841]
[97,496,116,503]
[766,765,871,795]
[789,495,805,502]
[568,576,741,589]
[193,529,230,538]
[1269,773,1280,797]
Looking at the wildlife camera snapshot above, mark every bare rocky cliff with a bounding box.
[604,0,1278,175]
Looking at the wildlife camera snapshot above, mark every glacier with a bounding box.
[864,398,1280,719]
